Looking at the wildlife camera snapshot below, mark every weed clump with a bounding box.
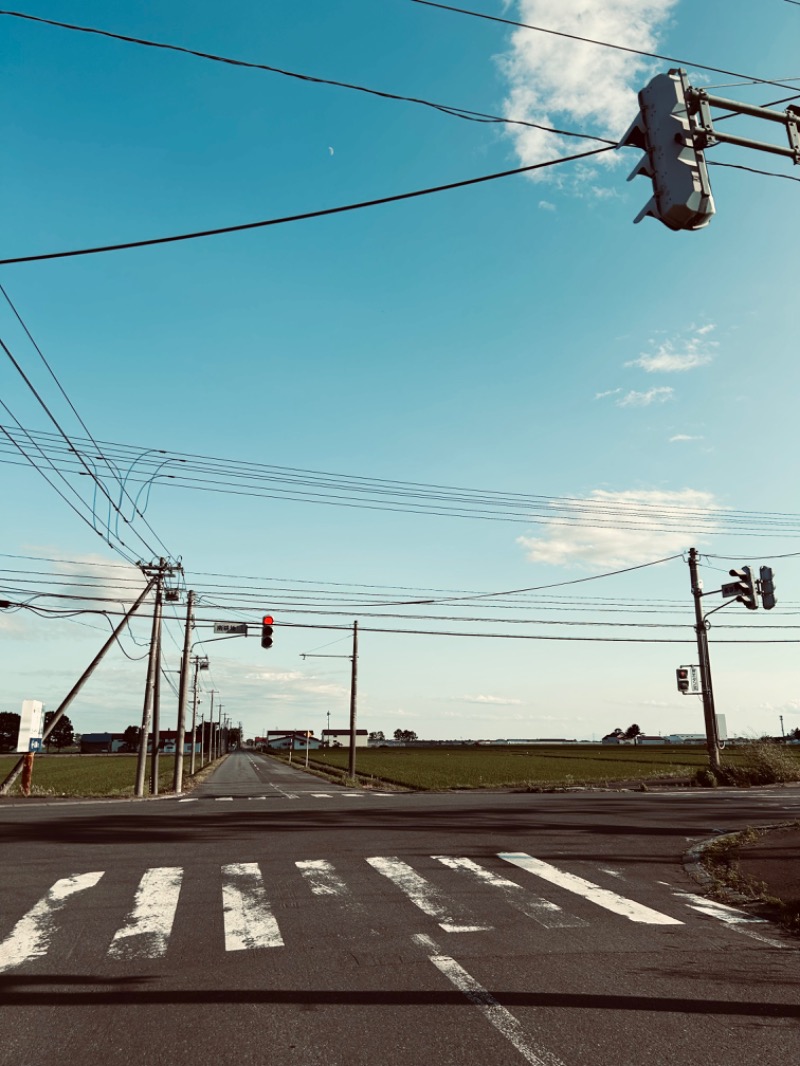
[718,742,800,787]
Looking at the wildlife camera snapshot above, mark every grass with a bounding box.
[283,743,790,791]
[0,753,202,797]
[698,822,800,936]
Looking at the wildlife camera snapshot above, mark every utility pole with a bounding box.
[0,576,157,796]
[188,655,208,774]
[149,624,162,795]
[135,564,165,798]
[688,548,721,776]
[209,690,216,759]
[217,703,224,758]
[348,621,359,780]
[200,714,205,767]
[172,590,194,794]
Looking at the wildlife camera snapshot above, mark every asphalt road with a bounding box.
[1,751,798,1066]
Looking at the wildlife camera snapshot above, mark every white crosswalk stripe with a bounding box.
[366,856,492,933]
[433,856,586,928]
[499,853,683,925]
[108,867,183,960]
[221,862,283,950]
[0,872,104,974]
[2,852,780,973]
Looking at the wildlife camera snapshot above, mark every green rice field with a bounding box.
[299,744,798,791]
[0,754,192,797]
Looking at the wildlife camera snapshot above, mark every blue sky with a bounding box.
[2,1,799,745]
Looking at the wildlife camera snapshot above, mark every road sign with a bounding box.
[29,737,43,752]
[213,623,248,635]
[721,581,741,599]
[16,699,44,753]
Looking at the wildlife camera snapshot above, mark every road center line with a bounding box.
[0,871,104,974]
[499,853,682,926]
[412,934,566,1066]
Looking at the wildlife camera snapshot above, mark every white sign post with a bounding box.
[16,700,44,753]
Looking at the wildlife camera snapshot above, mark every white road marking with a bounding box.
[675,893,791,949]
[499,853,683,926]
[108,867,183,959]
[340,793,365,797]
[221,862,283,950]
[0,872,104,974]
[433,856,585,928]
[412,934,566,1066]
[296,859,349,897]
[674,891,764,923]
[599,867,625,880]
[366,857,491,932]
[177,798,197,803]
[311,793,332,799]
[215,797,233,802]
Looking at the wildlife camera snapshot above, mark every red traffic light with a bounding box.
[262,615,274,625]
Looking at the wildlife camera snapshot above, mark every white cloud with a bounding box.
[595,387,622,400]
[538,199,557,211]
[626,326,717,373]
[617,386,674,407]
[459,694,524,706]
[517,487,722,568]
[498,1,678,175]
[669,434,704,443]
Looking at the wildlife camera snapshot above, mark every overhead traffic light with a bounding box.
[620,68,715,232]
[729,567,757,610]
[759,566,777,610]
[261,615,274,649]
[676,667,690,694]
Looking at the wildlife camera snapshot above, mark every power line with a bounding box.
[707,160,800,184]
[9,602,798,644]
[0,284,175,560]
[0,147,614,266]
[2,428,798,538]
[411,0,800,93]
[0,333,165,562]
[0,9,613,146]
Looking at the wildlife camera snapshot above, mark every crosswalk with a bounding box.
[0,851,787,973]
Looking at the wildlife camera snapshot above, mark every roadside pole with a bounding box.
[149,622,162,795]
[348,620,359,780]
[208,690,216,760]
[0,576,157,796]
[189,657,202,775]
[172,590,194,794]
[135,575,164,798]
[688,548,721,776]
[200,714,205,767]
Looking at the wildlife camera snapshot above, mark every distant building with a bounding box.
[636,736,666,745]
[321,728,368,748]
[263,730,321,750]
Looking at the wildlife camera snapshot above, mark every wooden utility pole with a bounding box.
[172,590,194,794]
[688,548,721,776]
[135,568,165,798]
[149,621,162,795]
[348,621,359,780]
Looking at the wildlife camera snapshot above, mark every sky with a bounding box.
[2,0,799,746]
